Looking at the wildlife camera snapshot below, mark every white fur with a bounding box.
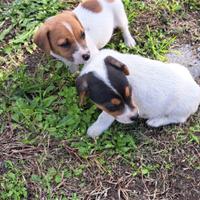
[63,22,73,34]
[74,0,135,49]
[50,0,135,72]
[63,22,90,65]
[72,45,89,65]
[81,49,200,138]
[58,0,135,71]
[115,105,138,124]
[87,111,115,138]
[41,0,135,72]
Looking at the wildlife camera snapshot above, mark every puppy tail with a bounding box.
[189,65,200,79]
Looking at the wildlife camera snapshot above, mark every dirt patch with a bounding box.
[24,49,49,74]
[134,2,200,48]
[1,116,199,199]
[0,19,14,47]
[169,11,200,45]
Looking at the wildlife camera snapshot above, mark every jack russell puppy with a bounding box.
[76,49,200,138]
[33,0,136,72]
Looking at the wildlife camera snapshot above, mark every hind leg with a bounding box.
[112,1,136,47]
[146,116,188,127]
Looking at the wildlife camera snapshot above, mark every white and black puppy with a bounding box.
[76,49,200,138]
[33,0,135,72]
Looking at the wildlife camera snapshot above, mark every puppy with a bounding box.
[76,49,200,138]
[33,0,136,72]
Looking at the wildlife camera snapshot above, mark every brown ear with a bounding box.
[76,75,89,106]
[33,25,51,53]
[104,56,130,75]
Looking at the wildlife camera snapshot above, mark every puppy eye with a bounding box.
[58,40,71,48]
[80,31,85,39]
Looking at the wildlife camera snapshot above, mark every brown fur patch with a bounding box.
[33,11,87,60]
[76,74,88,106]
[125,86,131,98]
[104,56,130,75]
[33,25,51,53]
[81,0,102,13]
[96,104,123,117]
[79,91,86,106]
[111,98,121,105]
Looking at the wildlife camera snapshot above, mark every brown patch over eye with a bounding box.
[125,86,131,98]
[111,98,121,105]
[96,104,123,117]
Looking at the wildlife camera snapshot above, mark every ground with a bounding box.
[0,0,200,199]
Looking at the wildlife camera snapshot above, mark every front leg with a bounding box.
[87,112,115,138]
[112,0,136,47]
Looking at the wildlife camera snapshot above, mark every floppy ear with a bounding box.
[76,75,89,106]
[104,56,129,75]
[33,25,51,53]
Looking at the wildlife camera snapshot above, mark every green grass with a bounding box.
[0,0,200,199]
[0,161,27,200]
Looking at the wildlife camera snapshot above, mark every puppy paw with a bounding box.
[125,36,136,47]
[87,125,103,139]
[147,119,163,127]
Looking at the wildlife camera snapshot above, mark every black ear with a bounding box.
[104,56,130,75]
[76,74,88,106]
[105,56,133,106]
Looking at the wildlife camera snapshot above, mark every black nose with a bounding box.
[130,114,138,121]
[82,53,90,61]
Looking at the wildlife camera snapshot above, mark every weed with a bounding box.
[154,0,182,13]
[1,0,70,53]
[183,0,200,11]
[0,161,28,200]
[189,126,200,144]
[30,167,82,199]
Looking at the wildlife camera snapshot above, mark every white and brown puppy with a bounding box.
[33,0,136,72]
[76,49,200,138]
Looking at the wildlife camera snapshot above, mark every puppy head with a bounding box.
[76,56,138,124]
[33,11,90,65]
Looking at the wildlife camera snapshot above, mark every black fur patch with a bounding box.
[76,72,124,112]
[106,62,133,108]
